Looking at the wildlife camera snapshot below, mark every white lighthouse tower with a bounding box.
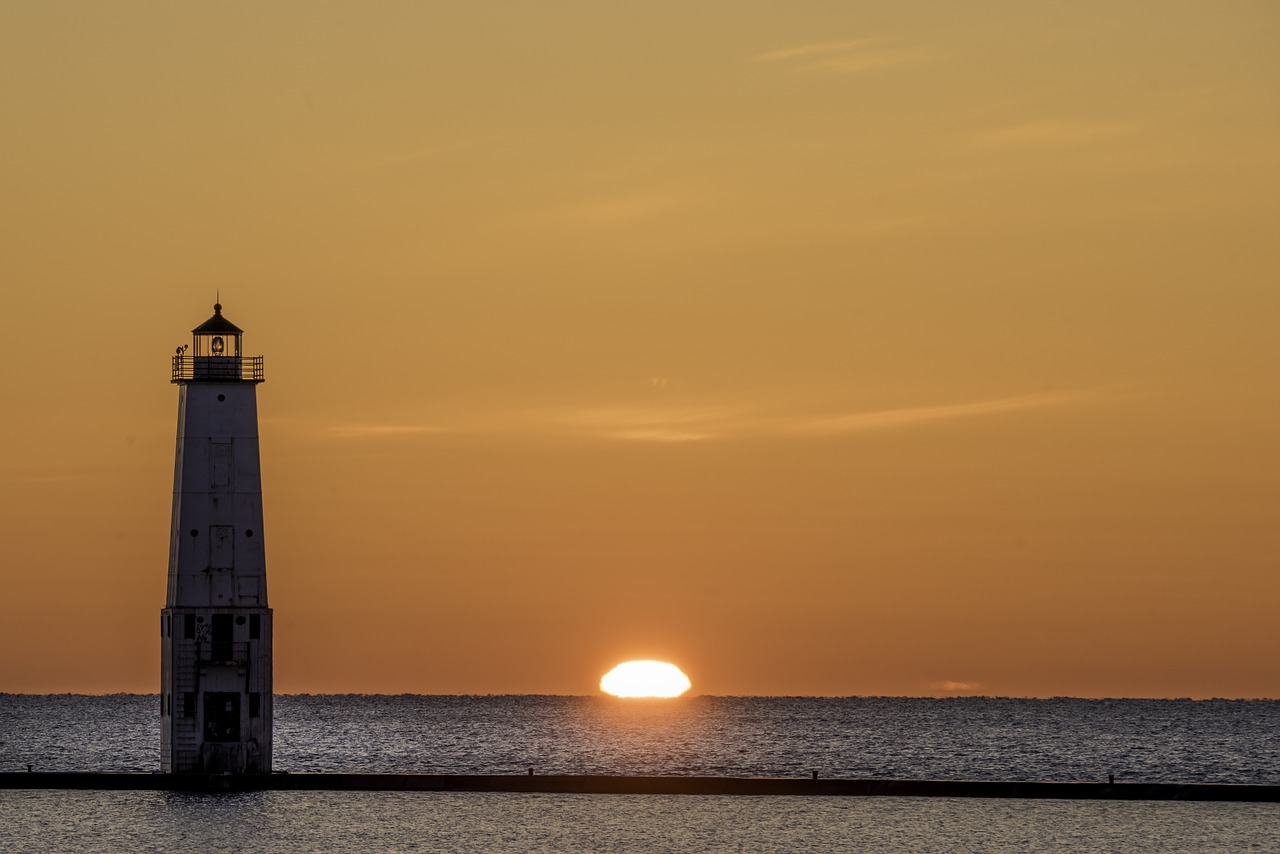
[160,303,272,774]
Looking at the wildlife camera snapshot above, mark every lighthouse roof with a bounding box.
[192,303,244,335]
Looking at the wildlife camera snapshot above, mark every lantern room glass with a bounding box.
[193,330,241,358]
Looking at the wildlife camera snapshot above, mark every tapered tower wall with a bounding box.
[161,309,272,774]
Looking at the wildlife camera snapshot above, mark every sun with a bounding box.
[600,660,692,698]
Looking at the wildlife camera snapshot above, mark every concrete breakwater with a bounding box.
[2,773,1278,801]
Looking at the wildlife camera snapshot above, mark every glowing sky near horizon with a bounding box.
[0,1,1277,697]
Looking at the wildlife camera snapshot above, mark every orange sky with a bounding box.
[1,2,1277,697]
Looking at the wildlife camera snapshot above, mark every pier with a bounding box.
[2,773,1277,801]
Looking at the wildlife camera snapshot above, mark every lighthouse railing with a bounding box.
[172,355,265,383]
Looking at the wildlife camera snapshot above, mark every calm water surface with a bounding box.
[2,694,1277,782]
[1,791,1276,853]
[2,695,1277,851]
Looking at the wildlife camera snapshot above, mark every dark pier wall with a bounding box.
[2,773,1277,802]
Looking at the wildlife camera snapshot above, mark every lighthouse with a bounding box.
[160,303,272,774]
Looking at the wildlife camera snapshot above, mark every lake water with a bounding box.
[2,695,1278,851]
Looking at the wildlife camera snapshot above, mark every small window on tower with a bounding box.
[183,692,196,718]
[249,614,260,640]
[249,693,261,718]
[184,615,196,640]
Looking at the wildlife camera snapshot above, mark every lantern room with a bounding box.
[193,303,242,358]
[172,302,265,383]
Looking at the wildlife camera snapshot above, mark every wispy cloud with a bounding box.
[754,39,879,63]
[558,406,729,443]
[973,120,1138,147]
[325,424,444,440]
[319,390,1093,445]
[755,38,928,75]
[931,680,982,693]
[607,428,717,443]
[559,389,1087,443]
[790,391,1079,437]
[803,48,929,75]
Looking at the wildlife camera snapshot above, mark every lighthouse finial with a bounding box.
[215,291,221,314]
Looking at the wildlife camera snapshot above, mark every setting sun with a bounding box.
[600,661,692,698]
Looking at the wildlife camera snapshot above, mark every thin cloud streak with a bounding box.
[754,39,879,62]
[931,680,982,693]
[325,425,445,439]
[563,406,730,443]
[801,47,929,75]
[552,389,1088,443]
[318,390,1093,444]
[973,120,1138,147]
[755,38,928,75]
[606,429,716,443]
[792,391,1080,436]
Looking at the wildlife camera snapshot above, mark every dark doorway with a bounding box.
[203,692,240,742]
[212,613,233,661]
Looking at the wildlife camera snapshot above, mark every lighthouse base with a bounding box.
[159,606,273,774]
